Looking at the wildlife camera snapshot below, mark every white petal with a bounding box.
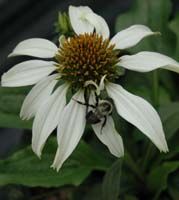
[85,12,110,38]
[119,51,179,73]
[69,6,94,35]
[52,90,86,171]
[106,83,168,152]
[111,25,158,50]
[9,38,58,58]
[1,60,56,87]
[99,75,106,92]
[32,84,68,157]
[20,74,59,120]
[92,117,124,157]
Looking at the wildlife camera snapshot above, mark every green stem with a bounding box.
[152,70,159,108]
[143,70,159,171]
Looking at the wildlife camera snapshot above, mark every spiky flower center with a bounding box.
[55,33,119,88]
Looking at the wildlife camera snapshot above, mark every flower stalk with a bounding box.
[152,70,159,109]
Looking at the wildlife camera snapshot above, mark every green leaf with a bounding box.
[123,71,171,107]
[147,161,179,198]
[0,139,111,187]
[123,71,151,102]
[159,70,176,99]
[168,171,179,200]
[169,12,179,59]
[0,87,32,129]
[159,102,179,139]
[115,0,176,55]
[101,159,122,200]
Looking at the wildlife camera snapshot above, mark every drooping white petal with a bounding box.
[111,25,158,50]
[92,117,124,157]
[32,84,69,157]
[52,90,86,171]
[9,38,58,58]
[1,60,56,87]
[119,51,179,73]
[106,83,168,152]
[85,12,110,38]
[20,74,59,120]
[69,5,94,35]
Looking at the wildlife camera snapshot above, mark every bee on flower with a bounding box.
[2,5,179,171]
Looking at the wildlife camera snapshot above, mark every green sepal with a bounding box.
[55,12,74,37]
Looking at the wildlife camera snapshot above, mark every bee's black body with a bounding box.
[85,100,113,125]
[86,110,101,124]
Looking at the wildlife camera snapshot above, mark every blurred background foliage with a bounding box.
[0,0,179,199]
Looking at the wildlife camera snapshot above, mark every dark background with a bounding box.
[0,0,179,199]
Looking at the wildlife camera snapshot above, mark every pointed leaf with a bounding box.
[0,87,32,129]
[159,102,179,139]
[0,139,111,187]
[147,161,179,197]
[102,159,122,200]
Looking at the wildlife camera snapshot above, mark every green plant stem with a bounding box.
[152,70,159,108]
[143,70,159,171]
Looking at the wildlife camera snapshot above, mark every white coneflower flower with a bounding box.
[2,5,179,171]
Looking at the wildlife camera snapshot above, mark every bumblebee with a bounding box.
[86,99,113,124]
[74,92,113,132]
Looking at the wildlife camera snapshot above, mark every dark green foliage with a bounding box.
[0,0,179,199]
[0,139,110,187]
[0,87,32,129]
